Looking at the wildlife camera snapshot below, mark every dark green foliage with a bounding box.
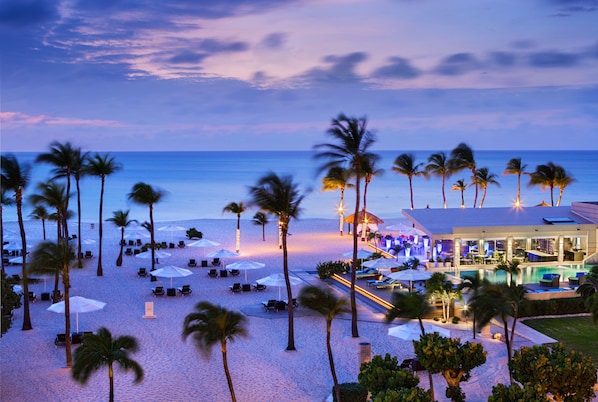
[488,383,545,401]
[358,354,420,398]
[316,260,350,279]
[1,273,22,335]
[332,382,368,402]
[373,387,432,402]
[186,228,202,239]
[518,297,587,317]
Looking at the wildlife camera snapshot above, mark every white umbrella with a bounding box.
[82,238,96,245]
[225,260,265,282]
[386,223,426,237]
[388,269,432,292]
[149,265,193,288]
[343,248,374,259]
[188,238,220,259]
[388,321,450,341]
[4,243,31,251]
[362,258,401,269]
[136,250,171,260]
[207,248,239,266]
[8,256,23,264]
[124,230,150,239]
[256,273,302,300]
[47,296,106,333]
[157,224,186,242]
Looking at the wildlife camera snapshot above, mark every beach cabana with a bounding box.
[344,210,384,235]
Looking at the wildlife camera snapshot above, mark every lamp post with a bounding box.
[338,204,344,236]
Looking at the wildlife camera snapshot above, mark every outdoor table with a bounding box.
[166,288,177,296]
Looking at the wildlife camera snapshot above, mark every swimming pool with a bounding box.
[456,264,590,285]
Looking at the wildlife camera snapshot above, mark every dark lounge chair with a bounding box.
[166,288,177,296]
[52,290,64,303]
[152,286,165,296]
[125,248,133,256]
[229,283,242,293]
[262,299,277,311]
[568,272,588,286]
[229,269,240,277]
[84,251,93,259]
[275,301,287,311]
[219,270,228,278]
[178,240,186,248]
[207,269,218,278]
[28,291,37,303]
[539,273,560,288]
[54,333,67,346]
[71,332,84,344]
[211,258,221,267]
[253,283,267,291]
[137,268,148,277]
[177,285,192,296]
[188,259,197,267]
[201,260,209,268]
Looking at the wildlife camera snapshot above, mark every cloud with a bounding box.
[528,51,580,67]
[260,32,286,49]
[488,51,518,67]
[300,52,368,84]
[0,112,128,129]
[371,57,420,79]
[433,53,481,76]
[0,0,58,28]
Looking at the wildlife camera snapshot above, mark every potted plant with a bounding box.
[384,235,393,249]
[435,255,442,268]
[403,242,412,257]
[444,257,452,267]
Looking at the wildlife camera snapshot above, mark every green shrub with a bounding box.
[358,354,420,398]
[332,382,368,402]
[519,297,587,317]
[452,316,460,324]
[373,387,432,402]
[316,260,350,279]
[186,228,203,239]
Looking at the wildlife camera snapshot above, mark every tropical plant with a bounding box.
[1,185,15,277]
[314,113,379,338]
[84,153,122,276]
[503,157,527,207]
[298,285,350,402]
[1,272,22,335]
[1,154,33,330]
[474,167,500,208]
[448,143,478,208]
[29,204,50,240]
[106,210,137,266]
[223,201,246,253]
[127,183,165,272]
[413,333,487,402]
[321,166,354,236]
[495,259,521,285]
[527,162,560,206]
[576,267,598,324]
[182,301,248,402]
[252,211,269,241]
[72,327,144,402]
[554,165,575,206]
[358,354,421,399]
[425,152,451,208]
[451,179,467,208]
[249,172,305,350]
[71,147,88,268]
[29,239,76,365]
[362,158,384,240]
[316,260,350,279]
[426,272,460,321]
[392,153,425,210]
[458,272,489,339]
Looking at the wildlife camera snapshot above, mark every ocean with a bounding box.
[3,150,597,223]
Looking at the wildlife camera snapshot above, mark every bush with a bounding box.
[316,260,350,279]
[519,297,587,317]
[358,354,420,398]
[452,316,460,324]
[373,387,432,402]
[332,382,368,402]
[186,228,203,239]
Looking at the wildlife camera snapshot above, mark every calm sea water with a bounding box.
[3,150,597,223]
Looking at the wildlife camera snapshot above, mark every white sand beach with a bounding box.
[1,217,590,402]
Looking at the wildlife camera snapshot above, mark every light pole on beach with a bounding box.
[338,204,344,236]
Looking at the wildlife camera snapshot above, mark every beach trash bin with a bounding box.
[358,342,371,365]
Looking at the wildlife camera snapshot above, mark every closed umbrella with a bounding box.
[256,273,302,300]
[225,260,265,283]
[47,296,106,333]
[150,265,193,288]
[388,321,450,341]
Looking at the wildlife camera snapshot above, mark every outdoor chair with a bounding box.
[160,241,168,248]
[355,268,379,279]
[188,259,197,267]
[539,273,560,287]
[168,243,175,249]
[207,269,218,278]
[370,278,400,289]
[71,332,84,344]
[166,288,177,296]
[54,334,67,347]
[152,286,165,296]
[275,301,287,311]
[262,299,277,311]
[28,291,37,303]
[242,284,252,292]
[137,268,148,277]
[229,269,240,276]
[253,283,267,291]
[11,274,21,282]
[40,292,51,301]
[229,283,242,293]
[568,272,587,286]
[128,240,135,246]
[178,240,186,248]
[125,248,133,256]
[219,269,228,278]
[52,290,64,303]
[135,239,142,246]
[84,251,93,259]
[177,285,192,296]
[211,258,221,267]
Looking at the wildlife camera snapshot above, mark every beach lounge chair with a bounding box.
[137,268,148,277]
[207,269,218,278]
[177,285,192,296]
[275,301,287,311]
[568,272,588,286]
[229,269,240,277]
[52,290,64,303]
[229,283,242,293]
[84,251,93,259]
[262,299,276,311]
[242,284,252,292]
[211,258,221,267]
[71,332,84,344]
[539,273,560,288]
[160,241,168,248]
[28,292,37,303]
[128,240,135,246]
[178,240,186,248]
[125,248,133,256]
[152,286,165,296]
[355,268,379,279]
[169,242,175,249]
[136,239,142,246]
[188,259,197,267]
[253,283,267,291]
[367,277,398,289]
[219,269,228,278]
[11,274,21,282]
[54,334,67,347]
[40,292,51,301]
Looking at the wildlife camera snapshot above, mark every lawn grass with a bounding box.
[523,315,598,365]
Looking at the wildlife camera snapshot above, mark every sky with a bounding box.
[1,0,597,152]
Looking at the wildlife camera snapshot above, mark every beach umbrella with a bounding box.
[207,248,239,265]
[188,238,220,259]
[362,258,401,269]
[8,256,23,264]
[343,248,374,259]
[47,296,106,333]
[225,260,265,282]
[157,224,186,242]
[256,273,302,300]
[149,265,193,288]
[388,269,432,292]
[136,250,171,263]
[82,238,96,245]
[4,242,32,252]
[386,223,426,237]
[388,321,450,341]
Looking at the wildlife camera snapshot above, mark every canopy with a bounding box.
[344,210,384,224]
[47,296,106,333]
[388,321,450,341]
[388,269,431,292]
[362,258,401,269]
[150,265,193,288]
[225,260,265,282]
[256,273,302,300]
[343,248,374,259]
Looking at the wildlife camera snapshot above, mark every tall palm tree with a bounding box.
[128,183,164,272]
[182,301,247,402]
[106,210,137,266]
[527,162,559,206]
[249,172,305,350]
[1,185,15,277]
[29,205,50,240]
[314,113,378,338]
[495,259,521,285]
[321,166,354,236]
[362,157,384,240]
[503,158,527,207]
[451,179,468,208]
[458,272,489,339]
[71,148,88,268]
[72,327,143,402]
[426,152,451,208]
[385,292,435,400]
[554,165,575,206]
[448,143,478,208]
[1,154,32,330]
[84,153,122,276]
[29,239,75,365]
[298,285,350,402]
[252,211,269,241]
[474,167,500,208]
[222,202,246,253]
[392,153,425,210]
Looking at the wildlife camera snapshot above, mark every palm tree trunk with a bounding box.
[222,346,237,402]
[97,177,105,276]
[42,219,46,240]
[362,180,369,241]
[63,265,72,366]
[327,320,341,402]
[339,189,345,236]
[351,174,361,338]
[516,173,521,206]
[0,207,5,277]
[441,175,447,208]
[76,178,83,268]
[109,364,114,402]
[480,189,487,208]
[472,167,479,208]
[149,205,155,271]
[502,318,512,383]
[408,177,415,209]
[116,228,124,266]
[17,193,33,331]
[282,227,295,351]
[417,320,435,400]
[235,215,241,253]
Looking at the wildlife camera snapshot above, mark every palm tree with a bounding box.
[252,211,269,241]
[385,292,435,400]
[392,153,426,210]
[458,272,489,339]
[495,259,521,285]
[576,272,598,323]
[84,153,122,276]
[426,152,451,208]
[1,154,32,330]
[72,327,143,402]
[298,285,350,402]
[106,210,137,266]
[503,158,527,207]
[71,148,88,268]
[474,167,500,208]
[29,205,50,240]
[554,165,575,206]
[321,166,354,236]
[222,202,246,253]
[314,113,378,338]
[451,179,468,208]
[29,239,76,365]
[1,185,15,277]
[527,162,560,206]
[448,143,478,208]
[127,183,164,272]
[182,302,247,402]
[249,172,305,350]
[362,157,384,240]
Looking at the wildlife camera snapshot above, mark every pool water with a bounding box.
[456,264,590,285]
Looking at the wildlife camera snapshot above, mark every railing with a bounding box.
[331,274,394,310]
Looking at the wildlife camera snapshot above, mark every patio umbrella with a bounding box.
[256,273,303,300]
[82,238,96,245]
[157,224,186,242]
[388,269,432,291]
[386,223,426,237]
[124,230,150,239]
[47,296,106,333]
[388,321,450,341]
[207,248,239,266]
[362,258,401,269]
[343,248,374,259]
[225,260,265,282]
[136,249,171,264]
[188,238,220,259]
[149,265,193,288]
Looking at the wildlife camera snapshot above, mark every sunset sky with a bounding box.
[1,0,597,152]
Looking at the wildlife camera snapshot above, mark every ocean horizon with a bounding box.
[3,149,597,223]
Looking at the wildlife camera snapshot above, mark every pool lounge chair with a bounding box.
[229,283,242,293]
[369,278,400,289]
[177,285,192,296]
[355,268,379,279]
[262,299,277,311]
[539,273,560,288]
[207,269,218,278]
[187,259,197,267]
[54,333,67,347]
[137,268,148,277]
[152,286,165,296]
[568,272,587,286]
